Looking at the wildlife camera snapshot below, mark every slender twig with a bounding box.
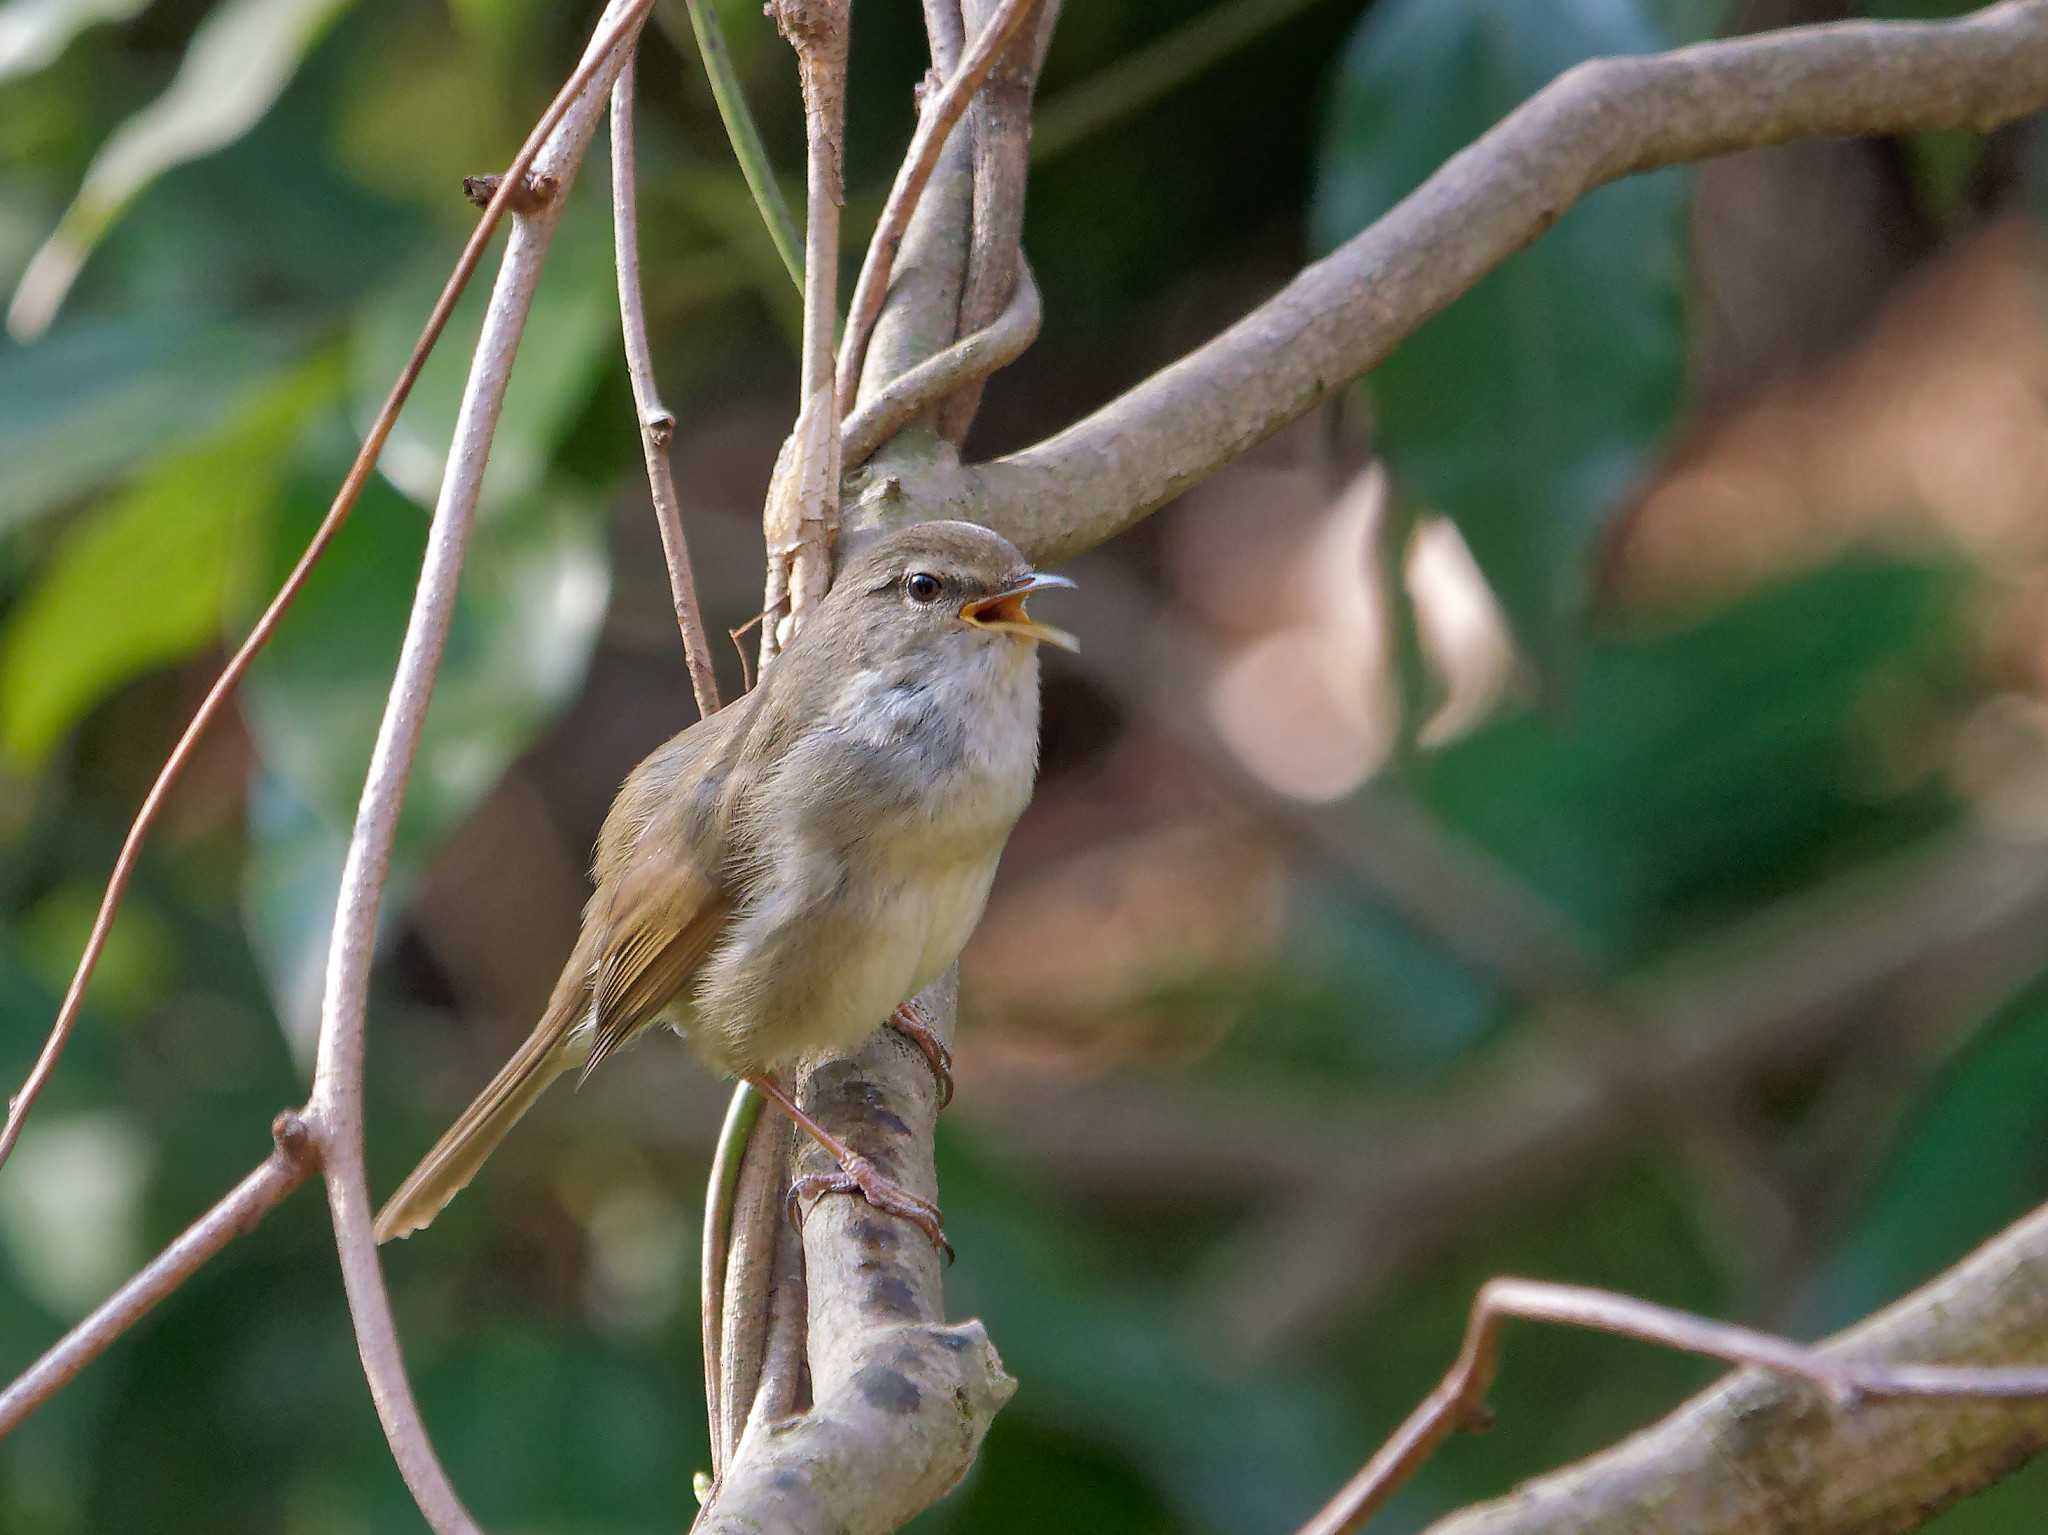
[969,0,2048,563]
[835,0,1041,406]
[1300,1277,2048,1535]
[0,1115,317,1438]
[303,11,644,1531]
[673,0,1316,383]
[0,0,660,1179]
[698,1080,761,1476]
[933,0,1056,441]
[740,1216,809,1437]
[0,4,654,1476]
[613,54,724,719]
[662,0,806,289]
[757,0,851,667]
[715,1108,793,1467]
[842,258,1040,470]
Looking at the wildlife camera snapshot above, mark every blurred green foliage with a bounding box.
[1312,0,1693,674]
[4,1,2048,1533]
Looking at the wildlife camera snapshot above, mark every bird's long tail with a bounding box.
[373,997,587,1244]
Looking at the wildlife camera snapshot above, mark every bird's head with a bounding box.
[828,521,1077,657]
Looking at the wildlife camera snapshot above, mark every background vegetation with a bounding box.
[4,0,2047,1530]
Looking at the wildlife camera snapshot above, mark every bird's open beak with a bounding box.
[961,571,1078,651]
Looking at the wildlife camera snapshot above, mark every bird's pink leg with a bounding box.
[745,1074,950,1258]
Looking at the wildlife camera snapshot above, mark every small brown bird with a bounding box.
[374,520,1073,1249]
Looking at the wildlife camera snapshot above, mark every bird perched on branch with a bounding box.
[375,520,1074,1251]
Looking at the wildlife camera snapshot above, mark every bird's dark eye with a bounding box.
[904,571,943,603]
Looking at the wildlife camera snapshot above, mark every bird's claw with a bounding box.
[885,999,954,1107]
[786,1152,953,1262]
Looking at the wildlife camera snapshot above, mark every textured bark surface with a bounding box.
[698,975,1017,1535]
[1425,1203,2048,1535]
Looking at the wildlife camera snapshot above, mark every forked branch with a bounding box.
[842,257,1041,471]
[703,0,857,1508]
[698,978,1017,1535]
[835,0,1041,405]
[1411,1199,2048,1535]
[700,8,1033,1527]
[1302,1270,2048,1535]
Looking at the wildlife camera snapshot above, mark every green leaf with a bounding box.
[0,353,337,768]
[236,458,609,1038]
[0,315,312,533]
[1805,970,2048,1332]
[1312,0,1690,671]
[15,877,179,1018]
[1410,563,1963,957]
[6,0,354,339]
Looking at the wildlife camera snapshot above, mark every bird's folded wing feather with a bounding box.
[581,860,730,1080]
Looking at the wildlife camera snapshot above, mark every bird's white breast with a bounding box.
[690,636,1040,1073]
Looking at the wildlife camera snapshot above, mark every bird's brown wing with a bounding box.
[573,689,769,1080]
[580,858,730,1082]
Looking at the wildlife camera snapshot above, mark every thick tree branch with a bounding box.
[697,975,1017,1534]
[1308,1273,2048,1535]
[305,11,641,1530]
[967,0,2048,564]
[1416,1203,2048,1535]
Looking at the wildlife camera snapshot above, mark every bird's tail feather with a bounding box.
[373,1005,584,1244]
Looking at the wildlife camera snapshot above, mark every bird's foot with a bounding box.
[885,999,954,1107]
[787,1152,953,1261]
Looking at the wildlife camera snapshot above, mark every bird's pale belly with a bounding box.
[830,854,998,1050]
[686,847,1002,1077]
